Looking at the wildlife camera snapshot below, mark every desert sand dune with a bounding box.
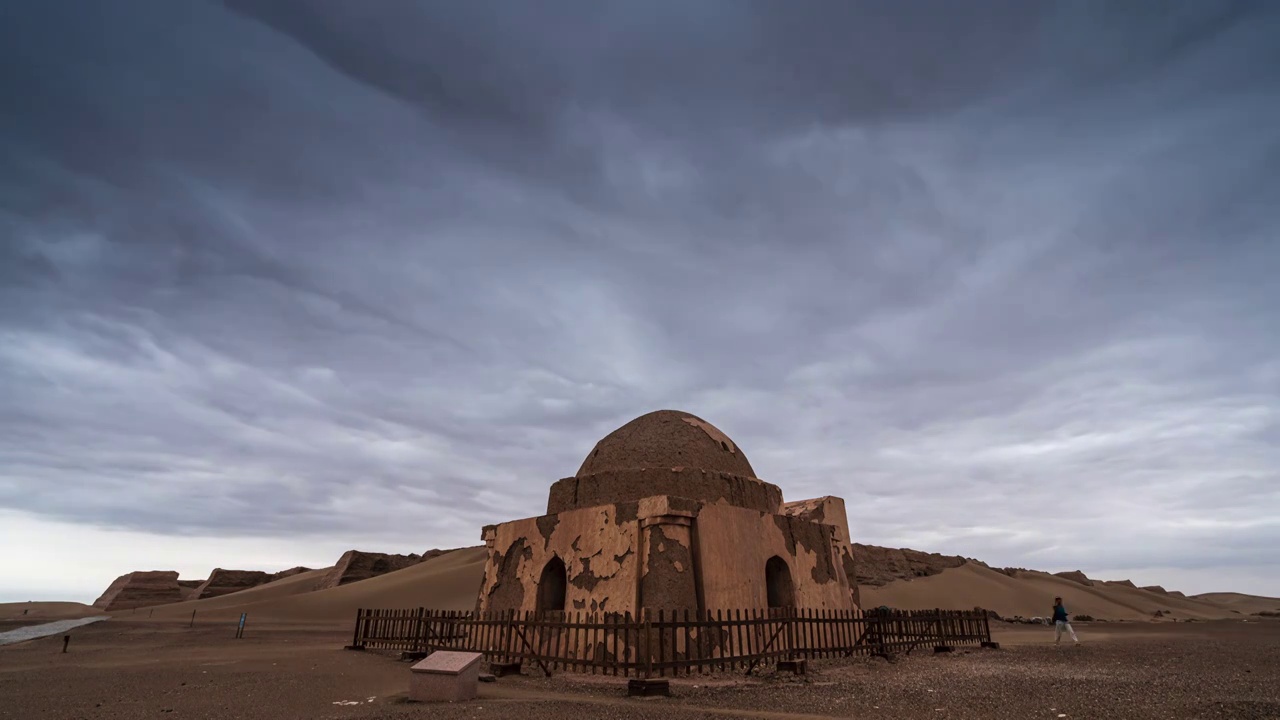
[39,544,1280,627]
[150,549,1242,625]
[861,562,1241,621]
[0,601,103,621]
[147,566,334,617]
[137,551,1270,624]
[148,547,487,622]
[1016,569,1238,620]
[1193,592,1280,615]
[1089,579,1249,620]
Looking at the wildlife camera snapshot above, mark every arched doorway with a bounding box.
[536,556,567,614]
[765,556,795,609]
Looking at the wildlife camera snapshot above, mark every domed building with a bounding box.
[476,410,860,616]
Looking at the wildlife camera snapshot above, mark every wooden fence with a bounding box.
[347,607,992,677]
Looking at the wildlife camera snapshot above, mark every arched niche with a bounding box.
[765,555,795,609]
[536,556,568,614]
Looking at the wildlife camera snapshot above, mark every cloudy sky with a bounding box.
[2,1,1278,604]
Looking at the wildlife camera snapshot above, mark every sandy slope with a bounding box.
[0,601,104,621]
[148,547,487,622]
[1192,592,1280,615]
[861,563,1243,621]
[147,549,1249,624]
[146,567,333,616]
[28,545,1280,627]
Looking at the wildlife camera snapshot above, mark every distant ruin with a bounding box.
[853,544,968,587]
[1054,570,1095,586]
[93,571,185,611]
[90,548,462,612]
[476,410,860,617]
[193,567,313,599]
[322,551,426,589]
[177,579,203,600]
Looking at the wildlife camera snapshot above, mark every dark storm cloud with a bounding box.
[2,0,1279,592]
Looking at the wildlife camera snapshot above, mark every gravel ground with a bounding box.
[436,620,1280,720]
[1,618,1276,719]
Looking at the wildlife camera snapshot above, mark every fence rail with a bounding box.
[347,606,992,677]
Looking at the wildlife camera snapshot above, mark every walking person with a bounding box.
[1053,596,1079,645]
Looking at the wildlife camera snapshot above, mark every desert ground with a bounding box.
[5,549,1279,718]
[1,615,1278,719]
[0,602,106,634]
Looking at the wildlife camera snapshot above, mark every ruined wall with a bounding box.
[853,544,968,587]
[695,504,854,611]
[781,497,849,542]
[321,551,422,589]
[1055,570,1095,586]
[548,468,782,514]
[477,502,641,616]
[782,496,860,608]
[194,569,273,599]
[271,566,313,581]
[93,570,185,611]
[419,548,459,563]
[187,566,314,600]
[177,580,202,601]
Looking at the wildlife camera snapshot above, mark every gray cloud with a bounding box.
[2,0,1279,597]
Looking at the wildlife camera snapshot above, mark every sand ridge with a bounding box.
[1191,591,1280,615]
[0,601,104,622]
[145,551,1263,624]
[146,546,488,622]
[46,543,1280,625]
[862,562,1246,621]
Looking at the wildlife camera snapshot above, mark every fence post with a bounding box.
[979,610,1000,649]
[346,608,364,650]
[643,609,653,680]
[414,607,425,653]
[884,611,893,656]
[505,609,514,665]
[933,610,955,653]
[787,606,796,660]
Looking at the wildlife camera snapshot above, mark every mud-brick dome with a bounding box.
[576,410,757,478]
